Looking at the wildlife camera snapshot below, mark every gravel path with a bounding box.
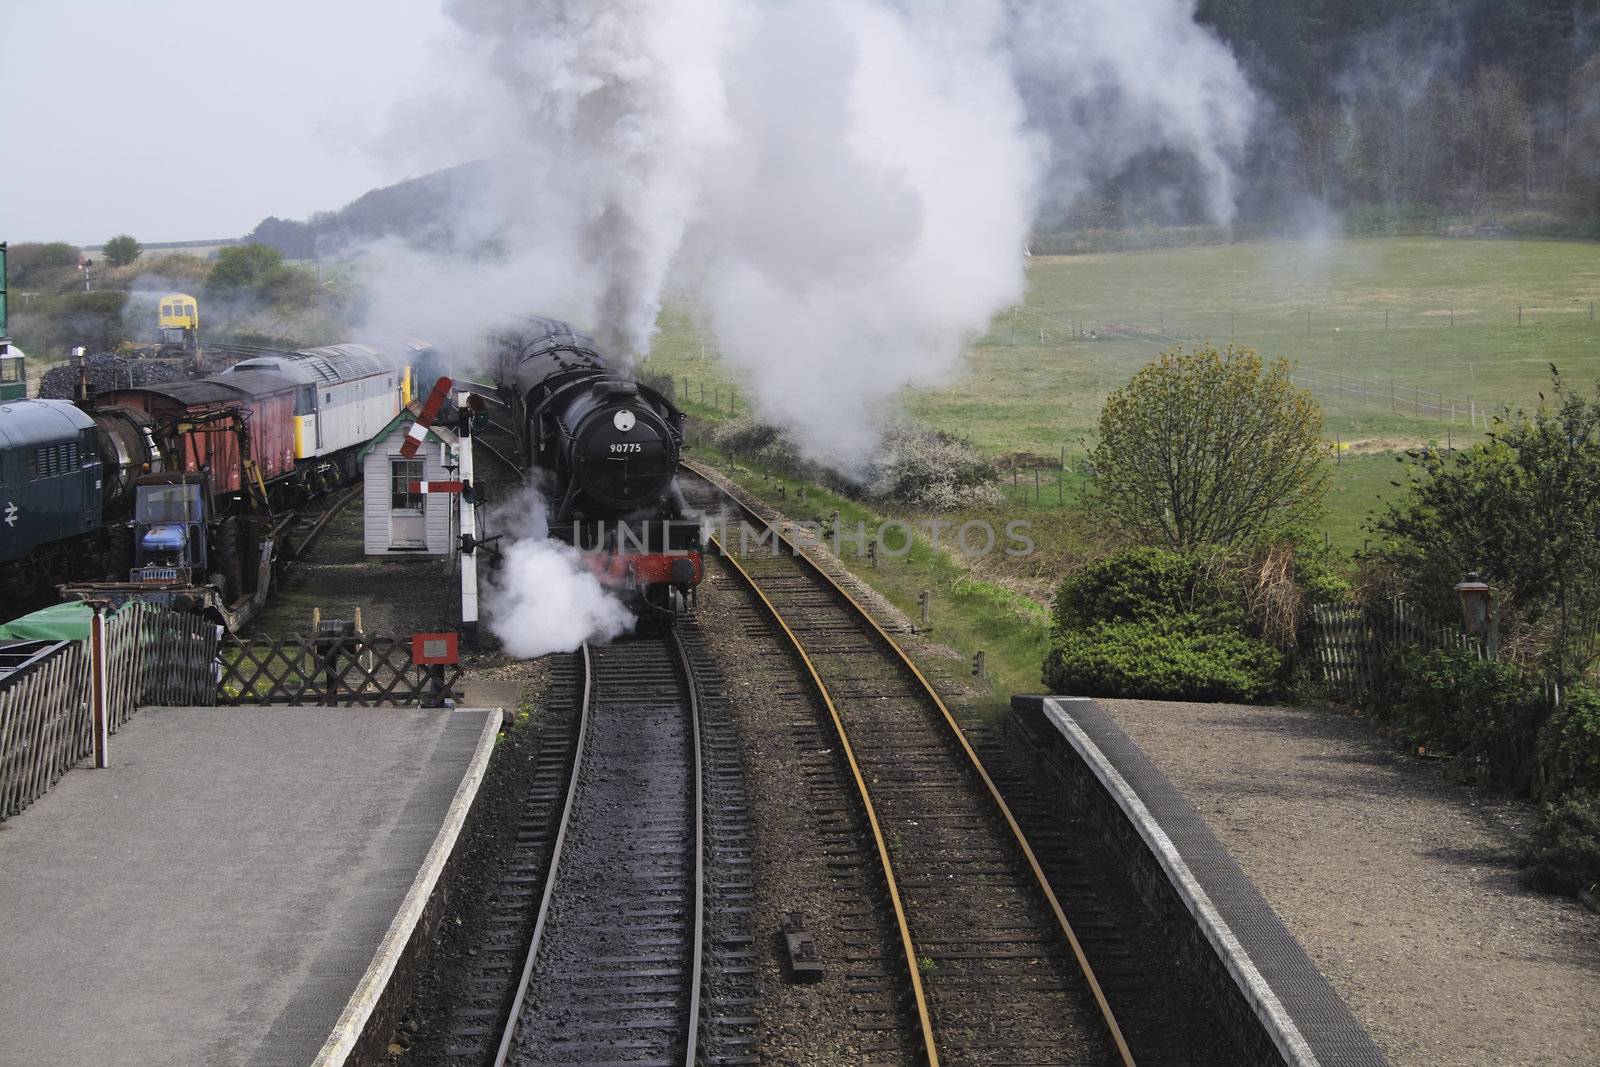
[1097,698,1600,1066]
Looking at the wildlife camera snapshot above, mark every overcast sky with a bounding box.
[0,0,464,245]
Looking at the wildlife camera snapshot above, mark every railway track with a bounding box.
[680,461,1243,1066]
[497,632,705,1065]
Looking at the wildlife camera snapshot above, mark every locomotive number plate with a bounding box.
[610,442,643,453]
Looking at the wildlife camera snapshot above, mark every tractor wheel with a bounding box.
[106,525,134,581]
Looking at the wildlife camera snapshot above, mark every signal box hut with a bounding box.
[358,403,456,555]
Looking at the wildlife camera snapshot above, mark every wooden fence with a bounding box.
[217,633,464,707]
[1310,598,1486,704]
[0,604,220,820]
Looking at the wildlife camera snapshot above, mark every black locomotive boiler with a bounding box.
[493,316,701,614]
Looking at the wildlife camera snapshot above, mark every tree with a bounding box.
[206,243,286,295]
[244,216,316,259]
[102,234,142,267]
[1091,344,1329,549]
[7,242,80,287]
[1461,65,1533,208]
[1373,370,1600,683]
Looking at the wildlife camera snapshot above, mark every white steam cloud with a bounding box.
[481,485,634,657]
[360,0,1254,469]
[355,0,1255,654]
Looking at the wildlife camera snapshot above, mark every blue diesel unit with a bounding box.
[0,400,104,581]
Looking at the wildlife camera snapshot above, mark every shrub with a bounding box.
[868,426,999,510]
[708,418,1000,511]
[1520,789,1600,895]
[1293,547,1353,605]
[1043,616,1282,703]
[1373,645,1548,791]
[1053,546,1243,632]
[1538,687,1600,798]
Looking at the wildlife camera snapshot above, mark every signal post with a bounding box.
[404,377,489,650]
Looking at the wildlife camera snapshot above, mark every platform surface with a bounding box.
[0,704,500,1067]
[1029,695,1600,1067]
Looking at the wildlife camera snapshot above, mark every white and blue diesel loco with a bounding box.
[222,339,436,482]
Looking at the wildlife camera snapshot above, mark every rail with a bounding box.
[686,459,1135,1065]
[494,632,706,1065]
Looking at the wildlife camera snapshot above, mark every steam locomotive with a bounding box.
[492,316,701,614]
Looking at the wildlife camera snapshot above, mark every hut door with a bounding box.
[388,458,426,550]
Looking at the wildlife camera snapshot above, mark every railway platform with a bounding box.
[1015,694,1389,1067]
[0,702,502,1067]
[1017,694,1600,1066]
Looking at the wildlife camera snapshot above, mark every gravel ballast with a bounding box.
[1095,698,1600,1066]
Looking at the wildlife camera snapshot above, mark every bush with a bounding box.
[708,418,1000,511]
[8,241,81,287]
[207,243,287,296]
[1043,616,1282,703]
[1538,687,1600,798]
[1520,789,1600,895]
[1374,645,1548,791]
[1053,546,1243,631]
[1293,546,1353,605]
[868,426,999,510]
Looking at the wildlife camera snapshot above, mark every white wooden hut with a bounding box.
[359,404,456,555]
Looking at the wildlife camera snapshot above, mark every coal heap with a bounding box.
[39,355,184,400]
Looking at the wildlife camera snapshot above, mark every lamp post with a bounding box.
[1453,572,1497,659]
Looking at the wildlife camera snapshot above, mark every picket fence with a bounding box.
[0,604,220,820]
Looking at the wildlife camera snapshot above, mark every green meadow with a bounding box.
[647,237,1600,553]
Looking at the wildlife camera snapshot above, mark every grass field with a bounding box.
[645,237,1600,552]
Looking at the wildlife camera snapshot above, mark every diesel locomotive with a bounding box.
[492,316,701,615]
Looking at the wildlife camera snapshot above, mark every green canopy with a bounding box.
[0,601,130,642]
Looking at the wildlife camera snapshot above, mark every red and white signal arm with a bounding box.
[401,376,455,459]
[412,632,460,665]
[408,480,465,495]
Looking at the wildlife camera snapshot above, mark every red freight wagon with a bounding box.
[96,372,297,495]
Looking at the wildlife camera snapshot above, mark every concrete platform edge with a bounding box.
[1031,695,1317,1066]
[312,707,503,1066]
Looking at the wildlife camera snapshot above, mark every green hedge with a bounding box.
[1053,546,1243,631]
[1371,652,1600,895]
[1043,616,1282,703]
[1537,687,1600,797]
[1520,789,1600,895]
[1373,645,1548,792]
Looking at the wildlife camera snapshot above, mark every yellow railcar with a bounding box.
[157,294,199,331]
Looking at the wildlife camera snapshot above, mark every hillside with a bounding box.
[241,160,493,258]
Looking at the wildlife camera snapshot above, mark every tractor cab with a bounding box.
[129,474,210,583]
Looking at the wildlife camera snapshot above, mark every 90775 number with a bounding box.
[610,442,642,453]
